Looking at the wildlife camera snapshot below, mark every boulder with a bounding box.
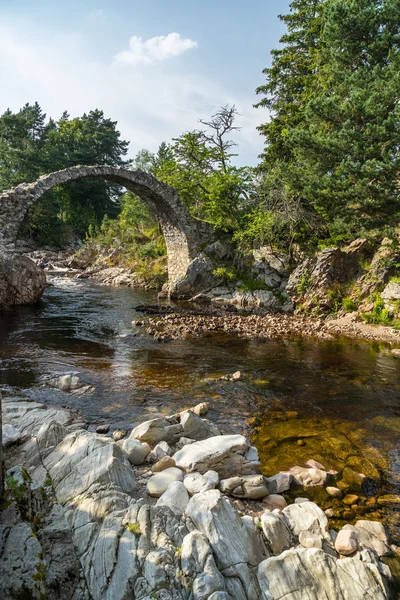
[288,465,329,487]
[263,494,287,511]
[151,456,176,472]
[265,472,292,494]
[156,481,189,514]
[120,438,150,465]
[219,474,269,500]
[260,511,293,555]
[258,547,389,600]
[180,530,226,599]
[341,521,391,557]
[173,435,257,479]
[2,424,22,447]
[335,528,358,556]
[130,416,181,445]
[180,409,220,440]
[0,255,46,306]
[192,402,210,416]
[184,471,219,495]
[146,440,172,463]
[146,467,184,498]
[185,490,269,600]
[282,501,329,538]
[299,531,323,550]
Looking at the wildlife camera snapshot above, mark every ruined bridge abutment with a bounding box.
[0,165,214,283]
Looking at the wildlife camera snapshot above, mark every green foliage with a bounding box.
[127,522,141,537]
[297,271,313,295]
[212,266,239,282]
[362,295,393,324]
[257,0,400,242]
[238,276,271,293]
[0,104,129,245]
[342,297,357,312]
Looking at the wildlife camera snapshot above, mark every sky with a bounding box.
[0,0,291,166]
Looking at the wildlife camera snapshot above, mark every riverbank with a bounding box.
[1,387,399,599]
[133,305,400,347]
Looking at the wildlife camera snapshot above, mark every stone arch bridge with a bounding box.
[0,165,214,282]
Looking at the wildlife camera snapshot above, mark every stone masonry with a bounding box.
[0,165,214,282]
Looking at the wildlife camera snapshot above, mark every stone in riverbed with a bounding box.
[326,486,342,498]
[192,401,209,416]
[146,467,184,497]
[120,438,150,465]
[156,481,189,514]
[184,470,219,495]
[289,465,329,487]
[146,440,172,463]
[263,494,287,511]
[335,528,358,556]
[283,500,329,538]
[173,434,257,479]
[151,456,176,472]
[219,474,269,500]
[265,472,292,494]
[343,493,359,505]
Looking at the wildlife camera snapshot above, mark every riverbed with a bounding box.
[1,274,399,545]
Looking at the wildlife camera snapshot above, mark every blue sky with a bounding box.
[0,1,290,165]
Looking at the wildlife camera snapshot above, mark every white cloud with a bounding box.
[0,22,264,166]
[89,9,105,19]
[115,32,198,65]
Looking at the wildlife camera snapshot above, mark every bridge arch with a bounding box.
[0,165,213,282]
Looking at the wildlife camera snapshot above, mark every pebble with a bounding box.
[326,487,342,499]
[343,494,359,505]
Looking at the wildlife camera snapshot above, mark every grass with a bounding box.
[126,522,141,537]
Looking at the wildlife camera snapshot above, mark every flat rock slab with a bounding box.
[173,434,257,479]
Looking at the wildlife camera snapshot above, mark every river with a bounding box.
[1,274,399,550]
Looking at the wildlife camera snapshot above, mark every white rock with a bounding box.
[130,416,182,445]
[156,481,189,514]
[184,471,219,495]
[299,530,323,549]
[120,438,150,465]
[257,547,389,600]
[342,521,391,557]
[2,424,22,447]
[146,467,183,498]
[192,402,210,416]
[173,434,254,479]
[265,472,292,494]
[283,501,329,538]
[289,465,328,487]
[181,530,226,600]
[263,494,287,511]
[219,474,268,499]
[335,528,358,556]
[260,511,293,555]
[146,440,172,463]
[185,489,269,600]
[176,436,195,449]
[180,409,220,440]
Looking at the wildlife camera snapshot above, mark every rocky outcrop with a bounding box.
[1,392,395,600]
[0,254,46,307]
[286,239,372,313]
